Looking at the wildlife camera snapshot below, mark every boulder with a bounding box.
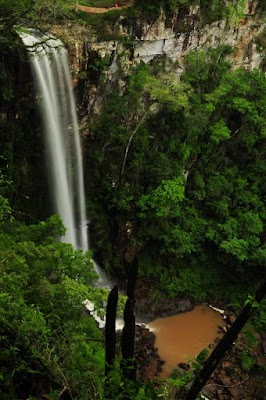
[178,363,190,371]
[202,384,217,400]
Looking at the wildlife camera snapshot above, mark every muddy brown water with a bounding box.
[148,305,225,378]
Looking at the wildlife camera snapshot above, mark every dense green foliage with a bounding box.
[0,0,69,24]
[0,204,107,399]
[85,47,266,303]
[1,1,266,397]
[0,180,164,399]
[131,0,248,24]
[0,0,251,44]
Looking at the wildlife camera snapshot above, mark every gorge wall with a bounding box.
[52,0,266,120]
[1,0,265,220]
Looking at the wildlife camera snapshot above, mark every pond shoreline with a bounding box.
[117,278,266,399]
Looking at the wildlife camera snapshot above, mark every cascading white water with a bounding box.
[20,30,88,250]
[20,29,112,327]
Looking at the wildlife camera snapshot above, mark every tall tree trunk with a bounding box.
[121,257,138,380]
[105,285,118,382]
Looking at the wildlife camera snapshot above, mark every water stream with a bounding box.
[149,305,226,378]
[20,29,112,328]
[19,33,224,352]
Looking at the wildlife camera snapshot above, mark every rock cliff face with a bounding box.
[130,5,263,69]
[55,0,265,120]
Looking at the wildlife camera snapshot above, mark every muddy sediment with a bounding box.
[134,310,266,400]
[122,279,266,400]
[148,305,226,378]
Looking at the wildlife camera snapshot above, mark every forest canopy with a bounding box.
[85,47,266,303]
[1,1,266,398]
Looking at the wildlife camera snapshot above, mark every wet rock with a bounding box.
[145,359,161,380]
[135,325,162,380]
[218,325,227,333]
[178,363,190,371]
[176,299,194,313]
[135,296,193,323]
[126,278,194,322]
[202,384,217,400]
[141,328,150,337]
[117,282,266,398]
[219,375,231,387]
[234,343,245,352]
[144,332,156,345]
[228,385,241,398]
[221,360,234,373]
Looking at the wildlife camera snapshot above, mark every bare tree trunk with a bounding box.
[120,112,149,183]
[121,257,138,380]
[105,285,118,379]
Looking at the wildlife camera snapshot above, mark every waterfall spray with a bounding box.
[20,29,112,328]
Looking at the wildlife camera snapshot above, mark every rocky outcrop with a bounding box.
[134,303,266,400]
[68,0,265,69]
[125,1,264,70]
[118,278,193,323]
[53,0,265,119]
[135,325,164,379]
[200,328,266,400]
[135,295,193,323]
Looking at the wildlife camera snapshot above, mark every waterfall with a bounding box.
[20,29,111,288]
[20,30,88,250]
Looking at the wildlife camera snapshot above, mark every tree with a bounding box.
[85,48,266,302]
[0,214,106,399]
[0,170,12,221]
[186,277,266,400]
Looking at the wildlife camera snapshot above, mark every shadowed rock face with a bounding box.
[134,302,266,399]
[51,1,265,122]
[135,325,164,380]
[135,296,193,323]
[118,278,193,323]
[3,4,265,218]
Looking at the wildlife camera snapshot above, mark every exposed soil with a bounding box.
[74,1,132,14]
